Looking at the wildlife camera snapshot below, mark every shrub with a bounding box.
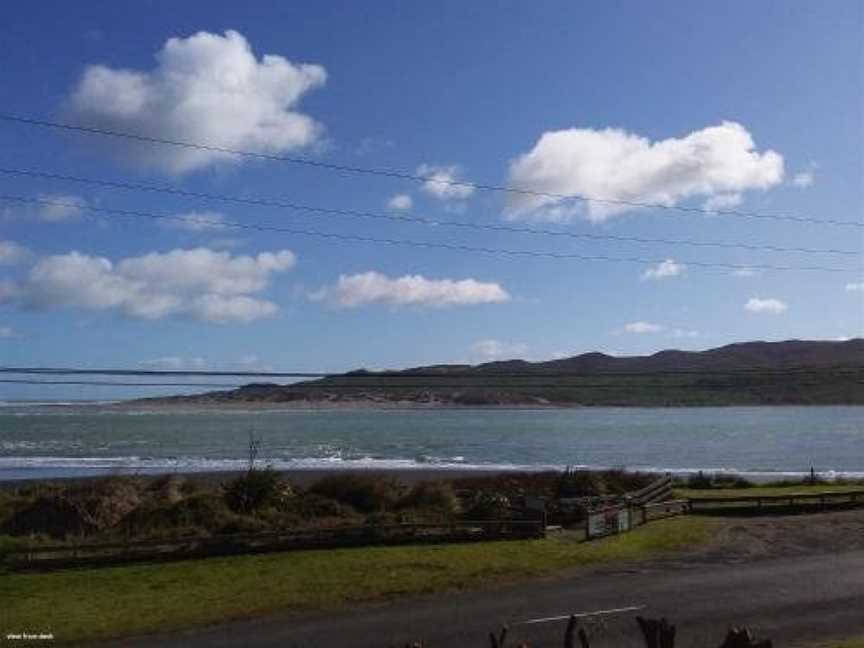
[3,478,142,539]
[398,482,460,516]
[687,471,713,489]
[307,474,402,513]
[288,493,358,520]
[556,469,607,498]
[223,469,285,513]
[122,493,234,537]
[463,491,511,521]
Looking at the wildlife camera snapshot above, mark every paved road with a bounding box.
[122,549,864,647]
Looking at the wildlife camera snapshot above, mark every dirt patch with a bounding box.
[684,508,864,564]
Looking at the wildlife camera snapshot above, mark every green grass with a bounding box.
[675,484,864,499]
[1,517,712,643]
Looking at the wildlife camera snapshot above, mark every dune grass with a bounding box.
[1,517,712,643]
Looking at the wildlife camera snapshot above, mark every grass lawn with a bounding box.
[675,484,864,499]
[1,517,712,643]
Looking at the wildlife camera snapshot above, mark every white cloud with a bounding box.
[65,30,327,174]
[471,339,529,361]
[0,326,15,338]
[703,193,742,212]
[139,356,207,369]
[386,194,413,211]
[312,271,510,308]
[791,171,815,188]
[669,328,700,339]
[24,195,87,222]
[731,267,759,278]
[623,321,664,334]
[744,297,788,314]
[641,259,686,281]
[845,282,864,292]
[162,211,228,232]
[417,164,475,201]
[505,121,784,222]
[0,241,31,265]
[2,247,295,323]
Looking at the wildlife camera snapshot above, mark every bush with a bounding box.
[122,494,232,537]
[463,491,511,521]
[556,469,607,498]
[3,478,142,539]
[284,493,359,521]
[398,482,460,516]
[687,471,713,489]
[223,469,286,513]
[307,474,402,513]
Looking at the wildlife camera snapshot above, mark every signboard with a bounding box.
[587,506,631,539]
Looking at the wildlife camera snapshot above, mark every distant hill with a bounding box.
[140,339,864,407]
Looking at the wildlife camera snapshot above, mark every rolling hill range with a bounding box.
[141,339,864,407]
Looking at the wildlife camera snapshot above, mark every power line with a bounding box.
[1,172,859,258]
[3,365,862,378]
[1,113,861,228]
[0,195,857,274]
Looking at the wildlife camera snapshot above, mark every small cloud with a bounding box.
[622,321,665,334]
[312,271,509,309]
[744,297,788,314]
[386,194,413,211]
[162,211,228,232]
[29,195,87,222]
[417,164,475,201]
[471,339,529,361]
[0,326,16,338]
[0,241,31,265]
[669,328,700,339]
[791,171,815,188]
[731,267,759,278]
[642,259,686,281]
[845,282,864,292]
[139,356,207,369]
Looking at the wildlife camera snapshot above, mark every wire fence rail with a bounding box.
[687,488,864,513]
[2,519,545,572]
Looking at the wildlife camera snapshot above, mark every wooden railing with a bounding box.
[626,474,674,505]
[3,519,545,571]
[688,488,864,512]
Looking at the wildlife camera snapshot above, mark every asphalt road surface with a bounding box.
[122,548,864,647]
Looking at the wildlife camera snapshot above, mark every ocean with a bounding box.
[0,404,862,481]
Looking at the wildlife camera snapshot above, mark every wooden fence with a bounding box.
[687,488,864,513]
[3,519,545,571]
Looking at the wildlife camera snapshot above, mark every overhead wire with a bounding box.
[1,113,861,228]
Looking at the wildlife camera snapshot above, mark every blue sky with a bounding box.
[0,1,862,399]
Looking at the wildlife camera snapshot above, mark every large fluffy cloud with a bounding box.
[1,247,295,323]
[66,30,327,174]
[505,121,784,222]
[312,271,509,308]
